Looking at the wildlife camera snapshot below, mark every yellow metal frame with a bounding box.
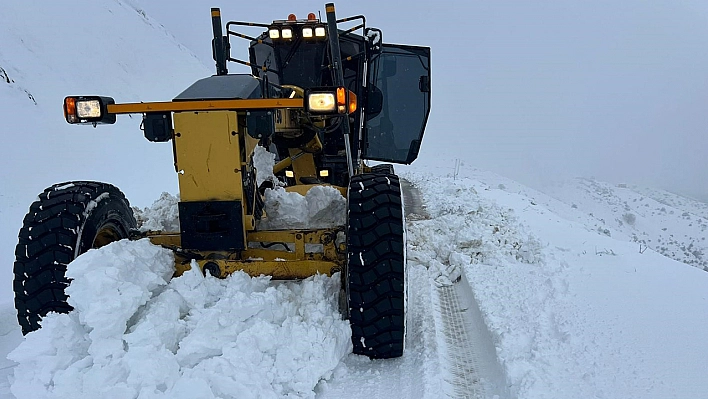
[106,98,303,114]
[145,227,346,279]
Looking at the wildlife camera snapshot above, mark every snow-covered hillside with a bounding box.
[0,0,211,301]
[542,178,708,270]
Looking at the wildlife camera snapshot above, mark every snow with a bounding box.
[253,146,280,188]
[0,0,211,302]
[134,192,180,232]
[258,186,346,230]
[3,1,708,398]
[4,167,708,398]
[402,168,708,398]
[8,240,350,399]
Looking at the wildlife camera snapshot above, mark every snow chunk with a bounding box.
[9,239,351,398]
[259,185,345,230]
[253,145,280,188]
[134,192,180,232]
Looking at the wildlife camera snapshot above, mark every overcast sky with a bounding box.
[140,0,708,200]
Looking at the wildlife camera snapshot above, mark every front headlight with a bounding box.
[307,93,336,112]
[302,27,314,38]
[315,26,326,37]
[76,99,102,118]
[63,96,116,125]
[305,88,357,115]
[281,27,293,39]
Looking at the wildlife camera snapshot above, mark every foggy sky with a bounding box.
[141,0,708,200]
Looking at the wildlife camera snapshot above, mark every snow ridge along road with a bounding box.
[403,179,510,399]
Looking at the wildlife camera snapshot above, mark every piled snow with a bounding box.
[134,192,181,232]
[259,186,346,230]
[8,239,351,398]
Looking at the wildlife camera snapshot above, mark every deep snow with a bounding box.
[4,168,708,398]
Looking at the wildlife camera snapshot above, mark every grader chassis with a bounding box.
[13,4,430,359]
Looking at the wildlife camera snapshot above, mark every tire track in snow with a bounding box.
[432,275,510,399]
[403,179,511,399]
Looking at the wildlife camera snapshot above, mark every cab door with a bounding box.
[363,44,431,164]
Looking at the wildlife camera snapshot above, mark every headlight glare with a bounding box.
[307,93,336,112]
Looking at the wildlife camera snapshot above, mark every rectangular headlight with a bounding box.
[315,26,326,37]
[307,93,336,112]
[303,27,314,38]
[63,96,116,125]
[76,99,102,118]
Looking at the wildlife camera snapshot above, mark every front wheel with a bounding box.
[13,181,136,334]
[347,173,406,358]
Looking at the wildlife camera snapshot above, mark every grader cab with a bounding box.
[14,3,430,359]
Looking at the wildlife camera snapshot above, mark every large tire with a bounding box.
[347,173,405,358]
[13,181,136,334]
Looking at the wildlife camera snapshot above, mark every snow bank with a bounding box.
[9,239,351,398]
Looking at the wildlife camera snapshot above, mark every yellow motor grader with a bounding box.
[13,4,430,359]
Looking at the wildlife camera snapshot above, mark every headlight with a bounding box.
[315,26,326,37]
[305,88,357,115]
[76,99,102,118]
[269,28,280,39]
[302,27,314,38]
[281,27,293,39]
[63,96,116,125]
[307,93,336,112]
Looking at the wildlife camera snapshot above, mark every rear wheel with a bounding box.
[13,181,136,334]
[347,173,405,358]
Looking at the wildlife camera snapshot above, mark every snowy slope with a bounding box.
[541,178,708,270]
[0,0,211,302]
